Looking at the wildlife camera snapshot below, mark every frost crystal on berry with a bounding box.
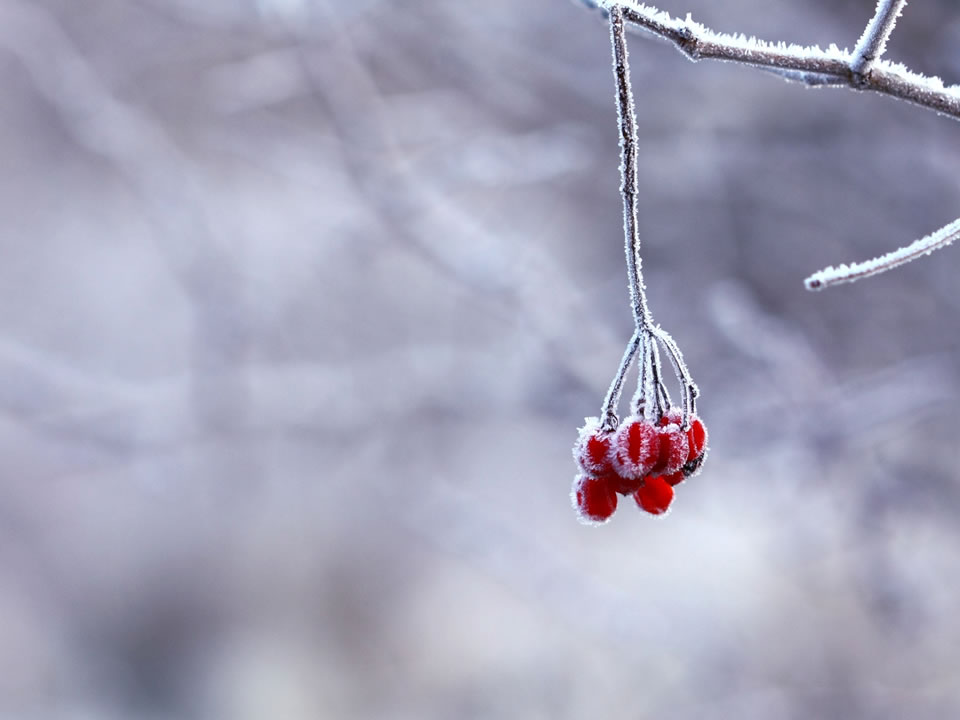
[658,408,682,427]
[650,424,689,476]
[611,416,659,479]
[573,417,616,476]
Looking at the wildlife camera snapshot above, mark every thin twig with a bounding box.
[631,333,652,418]
[609,5,653,329]
[651,341,668,418]
[805,217,960,290]
[652,328,697,425]
[600,331,642,430]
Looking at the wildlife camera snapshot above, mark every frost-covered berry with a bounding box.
[658,408,682,427]
[679,416,708,478]
[572,473,618,524]
[657,409,707,461]
[649,423,689,476]
[686,416,707,462]
[573,418,616,476]
[634,475,674,515]
[611,416,659,479]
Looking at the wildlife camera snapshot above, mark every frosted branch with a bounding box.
[851,0,907,79]
[588,1,960,288]
[594,1,960,121]
[805,217,960,290]
[610,6,653,329]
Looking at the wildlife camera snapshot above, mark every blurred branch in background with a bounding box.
[0,0,257,452]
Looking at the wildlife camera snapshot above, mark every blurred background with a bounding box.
[1,0,959,717]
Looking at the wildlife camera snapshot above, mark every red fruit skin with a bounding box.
[573,418,616,476]
[609,471,644,496]
[634,475,674,515]
[611,416,659,479]
[686,417,707,462]
[681,416,708,478]
[572,474,618,524]
[662,471,685,487]
[649,424,689,476]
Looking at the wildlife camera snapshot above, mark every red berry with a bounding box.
[634,475,674,515]
[663,471,685,487]
[658,408,682,427]
[686,416,707,462]
[572,474,618,524]
[611,416,659,479]
[649,423,689,476]
[609,471,644,496]
[573,418,615,475]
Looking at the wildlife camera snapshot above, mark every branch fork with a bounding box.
[587,0,959,290]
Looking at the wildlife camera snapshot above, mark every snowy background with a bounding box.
[1,0,960,717]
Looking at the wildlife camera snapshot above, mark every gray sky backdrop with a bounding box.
[1,0,959,718]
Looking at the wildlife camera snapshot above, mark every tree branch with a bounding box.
[589,1,960,290]
[805,218,960,290]
[597,1,960,120]
[851,0,908,79]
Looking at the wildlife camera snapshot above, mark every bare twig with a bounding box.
[609,5,652,330]
[805,217,960,290]
[591,0,960,290]
[652,328,697,424]
[599,331,642,430]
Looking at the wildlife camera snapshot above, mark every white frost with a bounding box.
[805,216,960,290]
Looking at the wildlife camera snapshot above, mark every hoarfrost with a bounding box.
[806,217,960,290]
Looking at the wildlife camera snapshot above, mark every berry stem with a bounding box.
[631,329,659,419]
[609,7,700,431]
[653,328,698,427]
[637,335,665,420]
[610,6,653,333]
[652,341,669,416]
[635,330,650,417]
[600,330,642,431]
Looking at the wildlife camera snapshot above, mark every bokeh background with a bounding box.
[1,0,960,717]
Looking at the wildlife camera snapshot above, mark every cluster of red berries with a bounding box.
[572,408,707,523]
